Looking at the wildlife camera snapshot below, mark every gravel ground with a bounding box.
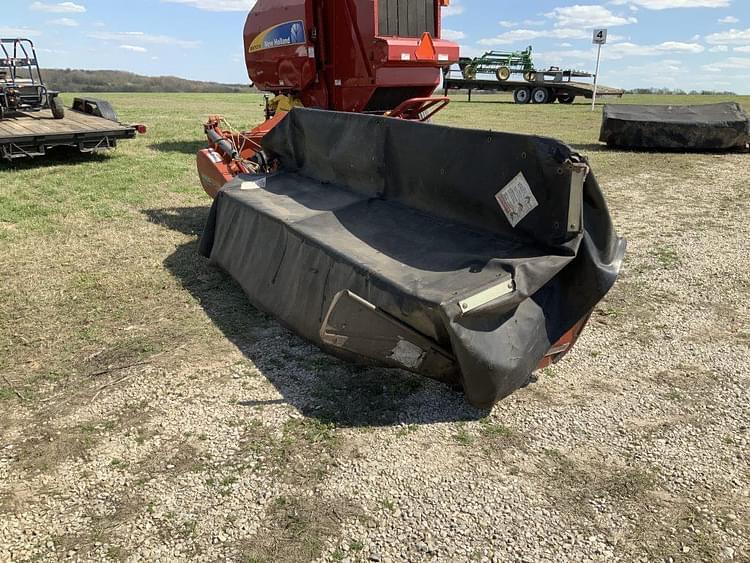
[1,145,748,562]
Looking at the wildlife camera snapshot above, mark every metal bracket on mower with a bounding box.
[386,97,450,121]
[567,160,589,236]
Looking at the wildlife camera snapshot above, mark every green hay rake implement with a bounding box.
[459,46,537,82]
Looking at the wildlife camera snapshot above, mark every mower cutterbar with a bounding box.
[199,108,625,408]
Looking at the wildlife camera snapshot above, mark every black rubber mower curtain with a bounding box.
[200,108,626,407]
[600,102,750,150]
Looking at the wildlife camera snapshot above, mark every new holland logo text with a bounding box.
[249,20,305,53]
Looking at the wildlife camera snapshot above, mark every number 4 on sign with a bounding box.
[591,28,607,111]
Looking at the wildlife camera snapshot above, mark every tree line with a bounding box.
[38,68,249,93]
[625,87,738,95]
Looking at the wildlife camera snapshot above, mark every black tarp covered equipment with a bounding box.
[600,102,750,150]
[200,108,626,408]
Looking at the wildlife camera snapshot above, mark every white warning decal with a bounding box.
[240,177,267,190]
[495,172,539,228]
[207,149,223,164]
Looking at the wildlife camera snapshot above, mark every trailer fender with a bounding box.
[72,97,119,122]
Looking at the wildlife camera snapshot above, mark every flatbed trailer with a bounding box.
[443,76,624,104]
[0,97,140,160]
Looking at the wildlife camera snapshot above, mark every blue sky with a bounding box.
[2,0,750,93]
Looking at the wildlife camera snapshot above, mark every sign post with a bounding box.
[591,28,607,111]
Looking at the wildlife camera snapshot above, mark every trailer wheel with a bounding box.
[50,96,65,119]
[462,67,477,80]
[531,87,551,104]
[513,87,531,104]
[557,92,576,104]
[523,71,537,82]
[496,66,511,81]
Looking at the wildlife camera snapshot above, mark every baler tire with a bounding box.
[513,87,531,104]
[496,66,511,81]
[51,96,65,119]
[531,87,551,104]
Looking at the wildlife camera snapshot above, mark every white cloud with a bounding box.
[719,16,739,24]
[30,1,86,13]
[442,29,466,41]
[479,28,588,46]
[656,41,705,53]
[546,5,637,28]
[607,41,704,57]
[90,31,200,49]
[701,57,750,71]
[498,19,544,27]
[0,26,42,37]
[734,45,750,53]
[456,44,484,59]
[709,45,729,52]
[619,60,683,77]
[542,41,705,61]
[120,45,147,53]
[443,0,464,17]
[48,17,78,27]
[611,0,729,8]
[160,0,254,11]
[559,42,573,47]
[706,28,750,44]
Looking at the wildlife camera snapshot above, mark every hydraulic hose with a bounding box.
[206,127,239,160]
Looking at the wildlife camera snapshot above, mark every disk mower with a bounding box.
[196,0,625,407]
[0,39,64,120]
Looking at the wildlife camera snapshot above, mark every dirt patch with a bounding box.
[236,495,358,563]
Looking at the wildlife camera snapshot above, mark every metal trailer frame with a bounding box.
[0,38,63,120]
[457,47,596,86]
[443,73,624,105]
[0,97,139,160]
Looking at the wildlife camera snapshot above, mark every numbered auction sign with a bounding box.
[593,29,608,45]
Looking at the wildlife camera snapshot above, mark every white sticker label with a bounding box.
[207,149,223,164]
[438,53,449,61]
[389,339,425,369]
[495,172,539,227]
[307,46,315,58]
[240,177,267,191]
[401,53,411,61]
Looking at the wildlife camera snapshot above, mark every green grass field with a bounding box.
[1,93,749,562]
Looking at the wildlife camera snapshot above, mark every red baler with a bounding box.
[198,0,459,197]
